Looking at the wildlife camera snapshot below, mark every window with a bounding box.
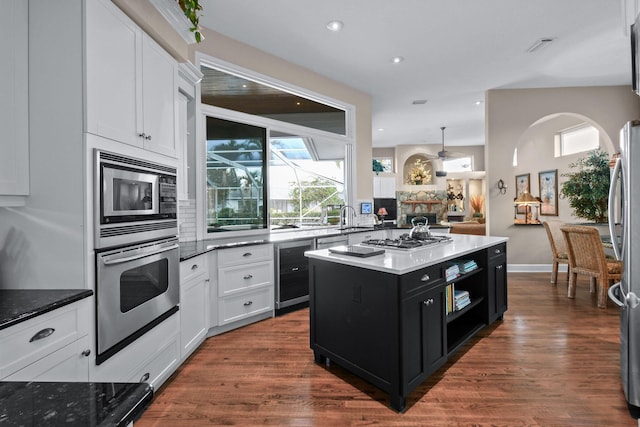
[442,156,473,172]
[555,124,599,156]
[270,133,345,228]
[205,117,267,233]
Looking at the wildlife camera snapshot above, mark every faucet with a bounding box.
[340,205,357,229]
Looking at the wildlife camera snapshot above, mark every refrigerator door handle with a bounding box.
[608,157,623,260]
[608,282,624,307]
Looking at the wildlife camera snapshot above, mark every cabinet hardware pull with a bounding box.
[191,264,198,270]
[421,274,430,281]
[81,349,91,357]
[29,327,55,342]
[140,372,150,383]
[145,134,152,140]
[496,265,503,269]
[244,301,253,306]
[423,298,434,306]
[495,249,501,254]
[292,267,299,272]
[205,278,210,283]
[243,274,253,280]
[243,252,252,257]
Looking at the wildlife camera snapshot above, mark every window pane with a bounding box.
[560,125,599,156]
[443,157,472,172]
[269,134,345,228]
[205,117,267,233]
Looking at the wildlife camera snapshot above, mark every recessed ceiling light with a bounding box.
[326,20,343,32]
[475,100,483,105]
[391,56,404,64]
[378,128,385,132]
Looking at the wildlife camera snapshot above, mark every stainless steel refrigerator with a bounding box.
[608,120,640,419]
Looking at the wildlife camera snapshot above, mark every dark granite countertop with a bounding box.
[0,381,152,426]
[179,225,452,261]
[0,289,93,331]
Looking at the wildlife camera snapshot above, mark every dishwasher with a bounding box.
[274,240,315,314]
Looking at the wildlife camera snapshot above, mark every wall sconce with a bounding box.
[497,179,507,195]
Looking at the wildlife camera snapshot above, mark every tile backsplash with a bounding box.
[178,199,196,242]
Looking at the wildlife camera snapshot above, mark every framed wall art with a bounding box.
[515,173,530,214]
[538,169,558,216]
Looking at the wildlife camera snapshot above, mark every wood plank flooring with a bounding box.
[136,273,637,426]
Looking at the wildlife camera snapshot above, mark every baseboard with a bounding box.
[507,264,569,273]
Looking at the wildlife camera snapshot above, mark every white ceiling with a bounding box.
[198,0,634,148]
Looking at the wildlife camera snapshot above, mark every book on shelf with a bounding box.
[445,263,460,281]
[446,286,472,313]
[457,259,478,273]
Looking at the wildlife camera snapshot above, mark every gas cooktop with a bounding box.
[360,235,452,250]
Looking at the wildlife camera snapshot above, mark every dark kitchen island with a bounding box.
[305,233,508,412]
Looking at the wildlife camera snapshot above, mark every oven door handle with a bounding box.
[102,243,179,265]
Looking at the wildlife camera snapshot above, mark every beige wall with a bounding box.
[486,85,640,266]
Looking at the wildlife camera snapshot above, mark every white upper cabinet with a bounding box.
[0,0,29,201]
[373,176,396,198]
[86,0,177,158]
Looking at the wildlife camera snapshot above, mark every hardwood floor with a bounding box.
[137,273,636,426]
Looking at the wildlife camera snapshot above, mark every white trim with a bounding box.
[149,0,199,44]
[507,263,569,273]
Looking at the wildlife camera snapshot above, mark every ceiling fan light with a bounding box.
[326,20,343,32]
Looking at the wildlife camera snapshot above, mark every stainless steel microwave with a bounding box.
[95,150,177,249]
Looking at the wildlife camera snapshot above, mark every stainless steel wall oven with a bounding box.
[95,236,179,365]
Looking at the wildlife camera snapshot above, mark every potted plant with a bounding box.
[469,194,484,219]
[178,0,204,43]
[560,149,610,223]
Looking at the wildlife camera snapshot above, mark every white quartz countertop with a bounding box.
[304,233,508,275]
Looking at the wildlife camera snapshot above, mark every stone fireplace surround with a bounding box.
[397,190,447,227]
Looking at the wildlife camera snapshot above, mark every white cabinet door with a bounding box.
[373,176,396,198]
[0,0,29,198]
[86,0,177,157]
[85,0,142,148]
[141,33,177,157]
[179,255,209,361]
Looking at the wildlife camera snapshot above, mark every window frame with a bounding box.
[195,53,356,240]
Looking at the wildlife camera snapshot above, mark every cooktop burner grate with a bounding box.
[360,235,452,249]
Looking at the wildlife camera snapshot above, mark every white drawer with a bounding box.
[217,244,273,267]
[218,260,273,297]
[180,254,208,283]
[128,335,180,390]
[218,286,273,325]
[90,312,179,389]
[0,299,89,379]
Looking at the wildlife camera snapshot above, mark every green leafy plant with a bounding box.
[372,159,385,175]
[560,149,610,223]
[178,0,203,43]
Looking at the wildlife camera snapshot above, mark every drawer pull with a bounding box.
[244,301,253,306]
[191,264,199,271]
[140,372,150,383]
[495,249,501,254]
[423,298,434,306]
[421,274,430,282]
[81,349,91,357]
[243,252,253,257]
[292,267,300,272]
[243,274,253,280]
[496,265,503,270]
[29,327,55,342]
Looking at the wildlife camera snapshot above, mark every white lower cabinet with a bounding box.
[90,313,180,391]
[210,244,274,332]
[179,254,209,361]
[0,298,91,381]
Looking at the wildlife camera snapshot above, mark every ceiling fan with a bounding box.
[437,126,456,160]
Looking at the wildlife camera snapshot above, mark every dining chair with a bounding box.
[542,220,569,285]
[560,225,623,309]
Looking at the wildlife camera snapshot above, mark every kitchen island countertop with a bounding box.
[304,233,508,275]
